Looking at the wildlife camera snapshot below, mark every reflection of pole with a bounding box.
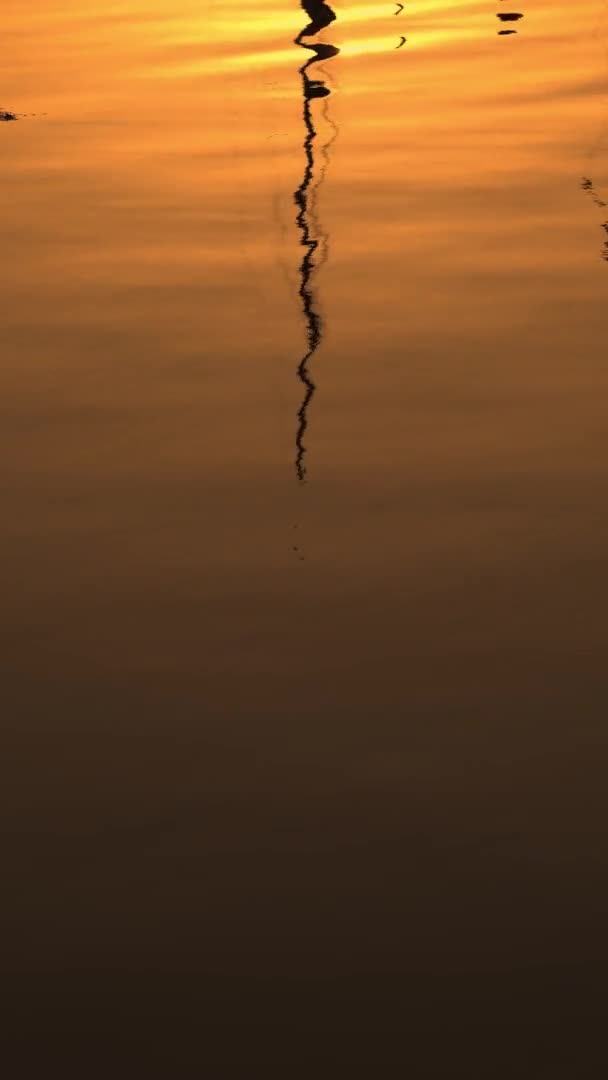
[293,3,339,483]
[294,85,322,484]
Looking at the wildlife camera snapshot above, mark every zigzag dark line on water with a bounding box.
[294,1,339,483]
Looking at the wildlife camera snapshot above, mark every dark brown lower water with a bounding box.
[2,1,608,1073]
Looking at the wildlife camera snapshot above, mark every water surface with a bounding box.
[3,1,608,1072]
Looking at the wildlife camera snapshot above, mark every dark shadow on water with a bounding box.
[497,9,524,35]
[294,1,339,483]
[1,110,47,122]
[581,177,608,262]
[581,175,607,209]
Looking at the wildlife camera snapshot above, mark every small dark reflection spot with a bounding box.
[580,178,608,262]
[581,175,607,207]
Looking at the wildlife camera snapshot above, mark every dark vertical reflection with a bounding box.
[294,1,339,483]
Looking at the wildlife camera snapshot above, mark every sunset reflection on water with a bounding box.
[3,1,608,1073]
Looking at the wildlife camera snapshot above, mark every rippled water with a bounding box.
[3,2,608,1072]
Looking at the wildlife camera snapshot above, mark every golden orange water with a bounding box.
[3,1,608,1070]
